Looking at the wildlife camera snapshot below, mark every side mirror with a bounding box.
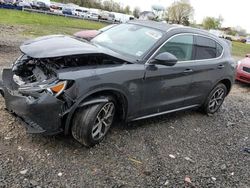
[152,52,178,66]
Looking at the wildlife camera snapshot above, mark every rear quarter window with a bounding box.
[195,36,223,60]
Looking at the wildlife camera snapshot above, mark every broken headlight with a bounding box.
[18,80,67,97]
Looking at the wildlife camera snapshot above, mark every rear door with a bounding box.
[184,35,225,106]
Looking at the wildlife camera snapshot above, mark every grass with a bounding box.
[232,41,250,58]
[0,9,107,36]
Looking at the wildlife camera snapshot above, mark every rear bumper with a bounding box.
[2,69,64,135]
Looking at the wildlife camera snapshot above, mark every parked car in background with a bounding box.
[2,0,16,4]
[17,1,31,8]
[50,3,63,14]
[31,1,50,11]
[246,37,250,44]
[74,24,116,40]
[236,54,250,83]
[0,21,235,147]
[99,11,115,21]
[112,12,134,23]
[73,7,88,17]
[62,7,73,15]
[85,12,99,20]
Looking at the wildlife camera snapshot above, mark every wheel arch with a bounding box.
[218,78,233,95]
[63,88,129,135]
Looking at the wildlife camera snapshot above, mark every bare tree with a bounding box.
[166,0,194,26]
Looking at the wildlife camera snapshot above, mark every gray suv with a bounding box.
[0,21,236,147]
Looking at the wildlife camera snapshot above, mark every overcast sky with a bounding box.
[114,0,250,33]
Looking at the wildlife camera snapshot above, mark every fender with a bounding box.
[63,87,129,135]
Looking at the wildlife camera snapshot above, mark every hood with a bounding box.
[20,35,136,62]
[240,57,250,67]
[20,35,103,58]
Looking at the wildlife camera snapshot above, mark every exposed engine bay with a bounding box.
[12,53,125,87]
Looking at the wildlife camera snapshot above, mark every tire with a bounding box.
[71,97,116,147]
[202,83,227,115]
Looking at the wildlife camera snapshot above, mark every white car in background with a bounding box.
[73,7,88,17]
[246,37,250,44]
[17,1,32,8]
[85,12,99,20]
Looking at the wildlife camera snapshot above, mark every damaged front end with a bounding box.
[1,55,74,135]
[0,35,128,135]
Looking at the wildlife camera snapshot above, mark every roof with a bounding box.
[128,20,176,32]
[128,20,220,37]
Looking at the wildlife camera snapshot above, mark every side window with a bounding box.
[195,36,223,60]
[158,35,194,61]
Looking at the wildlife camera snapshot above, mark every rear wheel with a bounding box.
[71,97,115,147]
[202,83,227,115]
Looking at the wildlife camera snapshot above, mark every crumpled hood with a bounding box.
[20,35,110,59]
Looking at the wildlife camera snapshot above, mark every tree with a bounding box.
[124,5,131,14]
[202,16,223,30]
[102,0,112,11]
[166,0,194,26]
[133,7,140,18]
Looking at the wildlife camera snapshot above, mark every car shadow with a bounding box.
[235,81,250,89]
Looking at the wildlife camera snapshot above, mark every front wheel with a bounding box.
[71,98,116,147]
[202,83,227,115]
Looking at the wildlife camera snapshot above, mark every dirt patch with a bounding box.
[0,25,249,188]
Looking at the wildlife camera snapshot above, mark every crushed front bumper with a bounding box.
[1,69,64,135]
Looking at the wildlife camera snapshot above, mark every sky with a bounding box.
[114,0,250,33]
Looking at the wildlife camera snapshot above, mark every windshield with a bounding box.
[92,23,163,58]
[99,24,116,32]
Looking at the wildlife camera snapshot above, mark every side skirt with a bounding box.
[131,104,200,121]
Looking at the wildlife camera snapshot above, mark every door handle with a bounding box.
[183,69,193,73]
[217,64,225,69]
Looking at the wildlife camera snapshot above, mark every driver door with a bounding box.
[141,34,195,116]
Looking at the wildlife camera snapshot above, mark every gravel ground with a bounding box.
[0,25,249,188]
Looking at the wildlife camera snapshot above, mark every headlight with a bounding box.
[237,61,242,69]
[19,80,67,97]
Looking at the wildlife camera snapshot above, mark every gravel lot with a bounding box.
[0,25,249,188]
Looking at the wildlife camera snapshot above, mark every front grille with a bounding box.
[243,66,250,73]
[240,76,250,82]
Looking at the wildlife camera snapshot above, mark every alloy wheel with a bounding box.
[208,88,225,112]
[91,102,115,140]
